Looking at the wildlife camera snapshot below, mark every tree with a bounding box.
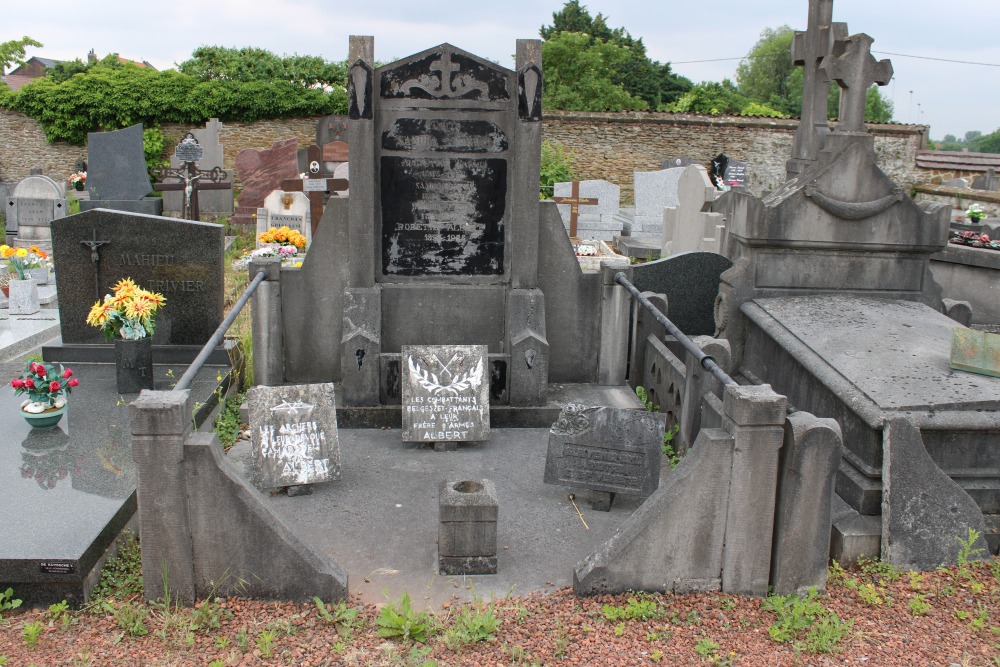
[0,36,43,75]
[540,1,690,109]
[541,32,647,112]
[979,129,1000,154]
[177,46,347,89]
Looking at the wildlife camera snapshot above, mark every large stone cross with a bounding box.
[822,33,893,133]
[552,181,599,238]
[786,0,847,177]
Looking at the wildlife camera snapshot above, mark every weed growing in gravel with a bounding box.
[207,660,224,667]
[235,626,249,652]
[857,582,885,606]
[858,556,902,583]
[440,597,502,651]
[956,529,986,580]
[508,601,531,624]
[761,588,852,654]
[256,628,277,658]
[214,390,246,451]
[376,591,434,643]
[694,636,720,658]
[0,655,7,665]
[970,602,990,631]
[602,595,660,621]
[314,596,363,638]
[214,635,230,649]
[22,620,43,649]
[908,594,932,616]
[650,649,665,662]
[0,588,22,619]
[614,621,625,636]
[102,600,148,637]
[991,559,1000,581]
[46,600,72,630]
[908,570,926,591]
[503,643,541,666]
[90,534,142,600]
[552,623,571,656]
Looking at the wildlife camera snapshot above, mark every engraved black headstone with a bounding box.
[401,345,490,442]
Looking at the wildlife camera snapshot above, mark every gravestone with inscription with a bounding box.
[402,345,490,443]
[80,124,163,216]
[553,179,620,241]
[544,404,665,501]
[340,38,548,409]
[258,190,311,246]
[162,119,234,215]
[5,174,67,238]
[248,383,341,490]
[233,138,301,226]
[47,209,224,348]
[621,167,684,239]
[723,159,749,189]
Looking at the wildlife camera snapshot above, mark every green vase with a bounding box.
[21,403,67,429]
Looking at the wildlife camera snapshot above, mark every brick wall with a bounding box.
[0,110,927,205]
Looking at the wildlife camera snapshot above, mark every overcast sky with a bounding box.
[4,0,998,140]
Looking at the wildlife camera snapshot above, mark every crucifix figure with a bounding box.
[551,181,600,238]
[821,33,893,134]
[281,145,349,235]
[153,134,233,220]
[80,229,110,301]
[786,0,848,178]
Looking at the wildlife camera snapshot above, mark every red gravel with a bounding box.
[1,559,997,666]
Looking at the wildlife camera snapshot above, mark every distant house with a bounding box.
[1,50,156,90]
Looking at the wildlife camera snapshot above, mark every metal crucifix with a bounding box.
[153,133,232,221]
[80,229,111,301]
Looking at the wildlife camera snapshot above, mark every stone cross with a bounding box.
[822,33,893,133]
[153,134,233,220]
[786,0,847,178]
[80,229,111,301]
[280,144,349,235]
[551,181,600,238]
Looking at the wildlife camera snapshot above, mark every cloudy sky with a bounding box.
[4,0,998,139]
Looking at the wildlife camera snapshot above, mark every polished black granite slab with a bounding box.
[0,359,229,606]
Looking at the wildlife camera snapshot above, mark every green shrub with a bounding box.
[539,140,575,199]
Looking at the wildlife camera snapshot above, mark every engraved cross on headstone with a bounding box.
[80,229,110,301]
[429,52,460,94]
[552,181,599,238]
[786,0,848,177]
[822,33,893,134]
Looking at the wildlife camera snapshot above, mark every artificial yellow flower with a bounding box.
[113,277,136,295]
[126,296,154,321]
[86,300,112,327]
[14,248,27,258]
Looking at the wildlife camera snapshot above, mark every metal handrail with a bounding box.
[615,272,737,387]
[175,270,267,391]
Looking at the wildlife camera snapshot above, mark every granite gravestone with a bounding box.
[162,119,234,215]
[723,160,749,189]
[631,251,734,336]
[5,175,67,238]
[248,383,341,490]
[81,124,162,216]
[402,345,490,443]
[543,404,665,498]
[49,209,224,346]
[626,168,684,239]
[553,179,620,242]
[258,190,311,246]
[662,165,725,256]
[972,168,999,192]
[233,138,300,226]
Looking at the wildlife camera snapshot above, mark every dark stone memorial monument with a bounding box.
[248,383,341,491]
[402,344,490,445]
[80,124,163,216]
[44,209,224,362]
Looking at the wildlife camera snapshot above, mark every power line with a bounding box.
[873,51,1000,67]
[670,57,744,64]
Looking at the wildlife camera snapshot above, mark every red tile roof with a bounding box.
[1,74,36,91]
[916,150,1000,172]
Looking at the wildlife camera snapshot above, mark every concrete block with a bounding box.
[439,479,498,575]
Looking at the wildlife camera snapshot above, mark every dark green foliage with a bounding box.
[977,128,1000,154]
[3,58,348,145]
[178,46,347,88]
[91,533,143,600]
[539,140,575,199]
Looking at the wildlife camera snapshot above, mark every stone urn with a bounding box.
[115,337,154,394]
[8,278,40,315]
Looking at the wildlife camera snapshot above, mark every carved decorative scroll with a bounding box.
[803,183,903,220]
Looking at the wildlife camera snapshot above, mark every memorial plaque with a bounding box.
[380,156,506,276]
[249,383,341,490]
[723,160,749,188]
[402,345,490,442]
[174,137,204,164]
[544,404,665,497]
[50,209,224,345]
[303,179,328,193]
[322,141,349,163]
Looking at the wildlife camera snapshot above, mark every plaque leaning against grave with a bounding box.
[401,345,490,443]
[248,383,342,490]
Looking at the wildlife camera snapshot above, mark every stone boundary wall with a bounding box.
[1,109,927,204]
[914,184,1000,219]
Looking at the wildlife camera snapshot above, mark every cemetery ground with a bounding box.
[0,551,998,665]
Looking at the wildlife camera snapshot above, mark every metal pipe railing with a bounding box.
[615,272,737,387]
[175,270,267,391]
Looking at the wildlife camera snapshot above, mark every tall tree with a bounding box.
[0,36,43,75]
[540,1,690,109]
[541,32,647,112]
[178,46,347,89]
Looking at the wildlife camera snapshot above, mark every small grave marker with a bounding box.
[402,345,490,444]
[551,181,599,238]
[249,383,341,490]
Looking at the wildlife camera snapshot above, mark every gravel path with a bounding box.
[0,558,997,666]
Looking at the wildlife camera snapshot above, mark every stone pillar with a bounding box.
[347,36,376,289]
[250,258,283,386]
[770,411,842,595]
[721,384,787,595]
[628,291,667,390]
[507,288,548,406]
[438,479,498,575]
[598,265,631,386]
[512,39,543,290]
[680,336,732,455]
[129,390,196,604]
[340,286,381,405]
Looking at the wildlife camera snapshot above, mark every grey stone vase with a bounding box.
[114,337,154,394]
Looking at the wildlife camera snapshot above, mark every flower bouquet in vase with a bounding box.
[12,361,79,428]
[86,278,166,393]
[1,244,47,314]
[67,171,87,192]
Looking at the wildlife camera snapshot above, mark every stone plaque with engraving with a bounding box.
[401,345,490,442]
[249,383,341,490]
[543,405,665,497]
[50,209,224,345]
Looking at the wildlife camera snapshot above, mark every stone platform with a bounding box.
[740,295,1000,521]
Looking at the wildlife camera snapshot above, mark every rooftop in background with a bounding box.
[0,74,36,91]
[7,56,66,78]
[916,151,1000,173]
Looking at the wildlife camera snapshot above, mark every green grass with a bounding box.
[89,534,143,601]
[214,391,246,451]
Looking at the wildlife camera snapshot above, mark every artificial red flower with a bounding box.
[61,368,73,378]
[35,365,46,378]
[67,378,79,388]
[11,378,24,388]
[49,381,61,393]
[24,379,35,389]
